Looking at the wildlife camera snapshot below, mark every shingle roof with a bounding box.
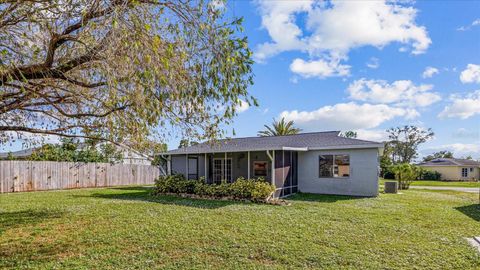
[418,158,480,167]
[164,131,383,155]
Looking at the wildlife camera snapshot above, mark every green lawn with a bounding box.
[380,178,479,188]
[1,187,479,269]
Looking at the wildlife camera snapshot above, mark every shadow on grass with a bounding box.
[287,192,364,203]
[455,204,480,222]
[72,186,246,209]
[0,210,64,235]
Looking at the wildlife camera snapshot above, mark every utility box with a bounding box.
[384,181,398,194]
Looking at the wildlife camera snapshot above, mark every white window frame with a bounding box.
[212,158,233,183]
[461,167,468,178]
[253,161,268,177]
[319,154,350,179]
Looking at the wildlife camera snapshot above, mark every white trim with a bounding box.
[185,154,188,178]
[282,147,308,151]
[204,153,207,179]
[247,151,250,179]
[162,143,384,155]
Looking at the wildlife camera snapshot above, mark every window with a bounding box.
[319,155,350,178]
[461,168,468,178]
[187,156,198,180]
[253,161,268,177]
[470,167,474,172]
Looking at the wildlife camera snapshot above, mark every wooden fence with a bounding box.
[0,161,160,193]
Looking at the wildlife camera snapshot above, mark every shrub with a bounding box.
[153,175,275,203]
[390,163,422,190]
[419,170,441,181]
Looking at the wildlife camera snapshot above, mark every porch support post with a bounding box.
[266,150,275,185]
[247,151,250,179]
[204,153,207,181]
[224,152,227,181]
[167,155,171,175]
[186,154,188,179]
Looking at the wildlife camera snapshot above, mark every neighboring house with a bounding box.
[418,158,480,181]
[159,131,384,197]
[0,143,152,165]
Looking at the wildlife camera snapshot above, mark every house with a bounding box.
[160,131,384,197]
[418,158,480,181]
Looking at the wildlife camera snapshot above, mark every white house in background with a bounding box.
[159,131,384,198]
[418,158,480,181]
[0,143,152,165]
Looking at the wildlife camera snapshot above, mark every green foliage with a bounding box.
[386,125,434,163]
[419,170,442,181]
[28,139,123,163]
[153,175,275,202]
[423,150,454,162]
[340,131,357,138]
[258,117,302,137]
[390,163,422,190]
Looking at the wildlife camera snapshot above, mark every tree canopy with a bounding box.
[385,125,434,164]
[422,150,454,162]
[258,118,302,137]
[0,0,255,152]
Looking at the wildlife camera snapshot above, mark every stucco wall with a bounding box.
[297,148,379,197]
[420,166,479,181]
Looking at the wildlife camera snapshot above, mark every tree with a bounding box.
[178,139,198,148]
[390,163,421,190]
[258,118,302,137]
[0,0,255,152]
[423,150,454,162]
[340,131,357,138]
[386,126,434,163]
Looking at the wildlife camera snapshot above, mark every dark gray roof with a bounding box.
[164,131,383,155]
[419,158,480,167]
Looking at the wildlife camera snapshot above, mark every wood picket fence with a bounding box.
[0,160,160,193]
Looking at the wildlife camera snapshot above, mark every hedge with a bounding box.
[152,174,276,203]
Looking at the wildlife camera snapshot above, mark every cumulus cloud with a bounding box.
[347,79,441,107]
[439,90,480,119]
[366,57,380,69]
[290,58,350,78]
[280,102,411,131]
[255,0,431,77]
[235,99,250,113]
[460,64,480,84]
[422,66,439,78]
[355,129,389,142]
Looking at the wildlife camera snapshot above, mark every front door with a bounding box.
[212,158,232,183]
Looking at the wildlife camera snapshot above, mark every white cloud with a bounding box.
[255,0,431,75]
[366,57,380,69]
[280,102,410,130]
[456,18,480,31]
[422,66,439,78]
[290,58,350,78]
[236,100,250,113]
[355,129,389,142]
[439,90,480,119]
[347,79,441,107]
[423,143,480,159]
[460,64,480,84]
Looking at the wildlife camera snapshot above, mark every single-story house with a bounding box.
[160,131,384,197]
[418,158,480,181]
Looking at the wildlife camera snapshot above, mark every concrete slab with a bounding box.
[466,237,480,254]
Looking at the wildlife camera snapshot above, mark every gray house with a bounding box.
[160,131,383,197]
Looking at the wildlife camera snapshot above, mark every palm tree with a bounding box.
[258,118,302,137]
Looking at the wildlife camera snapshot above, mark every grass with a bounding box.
[1,186,479,269]
[380,178,479,188]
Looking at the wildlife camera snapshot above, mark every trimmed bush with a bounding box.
[153,175,276,203]
[419,170,442,181]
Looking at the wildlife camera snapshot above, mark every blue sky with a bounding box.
[2,1,479,160]
[218,0,480,160]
